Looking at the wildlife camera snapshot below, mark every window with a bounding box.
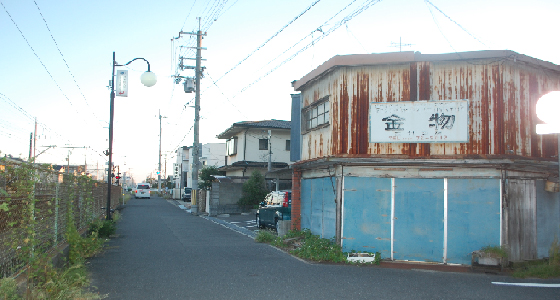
[226,137,237,156]
[302,95,330,132]
[259,139,268,150]
[286,140,291,151]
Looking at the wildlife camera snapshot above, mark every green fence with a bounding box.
[0,158,121,278]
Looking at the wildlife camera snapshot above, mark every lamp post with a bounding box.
[106,51,156,220]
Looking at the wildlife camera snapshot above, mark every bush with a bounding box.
[89,220,116,238]
[255,230,277,243]
[238,171,268,206]
[0,278,19,300]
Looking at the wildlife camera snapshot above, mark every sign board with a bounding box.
[173,163,180,179]
[116,70,128,97]
[370,100,469,143]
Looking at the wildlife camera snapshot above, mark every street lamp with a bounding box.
[536,91,560,186]
[106,51,156,220]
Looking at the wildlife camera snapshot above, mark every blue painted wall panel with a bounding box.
[319,178,337,239]
[536,180,560,258]
[394,178,444,262]
[300,179,312,231]
[300,178,336,239]
[342,177,392,257]
[447,179,501,265]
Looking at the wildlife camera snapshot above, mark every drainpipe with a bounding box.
[243,129,248,177]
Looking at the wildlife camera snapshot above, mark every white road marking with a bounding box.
[492,282,560,288]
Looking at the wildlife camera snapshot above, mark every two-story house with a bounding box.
[217,120,292,188]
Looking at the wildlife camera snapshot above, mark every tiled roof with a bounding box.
[234,120,291,129]
[216,120,291,139]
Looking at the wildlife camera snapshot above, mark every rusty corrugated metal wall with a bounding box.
[300,59,560,161]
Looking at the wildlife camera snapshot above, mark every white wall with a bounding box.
[226,128,291,165]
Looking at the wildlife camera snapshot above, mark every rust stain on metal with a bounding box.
[418,62,430,100]
[492,64,504,154]
[350,72,369,155]
[339,74,349,154]
[410,63,417,101]
[302,57,560,162]
[319,133,324,157]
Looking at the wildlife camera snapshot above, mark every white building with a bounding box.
[174,143,226,190]
[216,120,292,179]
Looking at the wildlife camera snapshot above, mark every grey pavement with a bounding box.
[87,197,560,300]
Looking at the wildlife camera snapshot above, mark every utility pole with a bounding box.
[268,130,272,171]
[157,109,166,194]
[33,118,37,158]
[28,133,33,161]
[173,18,206,214]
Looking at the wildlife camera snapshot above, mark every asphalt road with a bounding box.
[87,197,560,300]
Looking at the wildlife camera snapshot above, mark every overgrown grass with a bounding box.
[513,238,560,279]
[0,218,112,299]
[0,277,19,300]
[480,245,508,258]
[256,229,380,264]
[255,230,276,243]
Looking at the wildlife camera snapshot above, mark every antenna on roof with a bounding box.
[390,37,413,52]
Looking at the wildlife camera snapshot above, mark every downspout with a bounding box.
[243,129,248,177]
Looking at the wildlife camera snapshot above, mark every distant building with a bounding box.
[175,143,226,190]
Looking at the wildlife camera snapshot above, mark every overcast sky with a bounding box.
[1,0,559,182]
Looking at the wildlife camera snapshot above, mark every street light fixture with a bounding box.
[106,51,156,220]
[536,91,560,186]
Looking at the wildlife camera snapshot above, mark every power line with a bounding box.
[256,0,359,74]
[212,0,323,84]
[424,0,488,48]
[232,0,383,99]
[1,2,85,121]
[33,1,101,124]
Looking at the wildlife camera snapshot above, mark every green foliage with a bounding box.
[238,171,268,206]
[290,231,345,263]
[480,245,508,258]
[513,238,560,279]
[0,158,112,298]
[255,230,277,243]
[0,278,20,300]
[88,220,116,239]
[198,166,222,191]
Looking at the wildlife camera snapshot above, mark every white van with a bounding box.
[135,183,151,199]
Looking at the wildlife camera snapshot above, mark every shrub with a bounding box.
[0,278,19,300]
[255,230,276,243]
[238,171,268,206]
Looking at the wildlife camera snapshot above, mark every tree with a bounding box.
[238,171,268,206]
[198,166,222,191]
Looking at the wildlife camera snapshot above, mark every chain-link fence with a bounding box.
[0,158,121,278]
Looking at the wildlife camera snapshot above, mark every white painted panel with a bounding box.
[370,100,469,143]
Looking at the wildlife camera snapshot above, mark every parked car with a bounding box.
[135,183,151,199]
[256,190,291,231]
[182,187,192,201]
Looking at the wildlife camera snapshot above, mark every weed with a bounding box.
[480,245,508,258]
[0,277,19,300]
[112,211,121,222]
[255,230,276,243]
[290,233,346,263]
[513,239,560,278]
[89,220,116,238]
